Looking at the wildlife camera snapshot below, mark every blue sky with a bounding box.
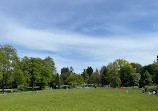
[0,0,158,73]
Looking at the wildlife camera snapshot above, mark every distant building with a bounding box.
[157,55,158,63]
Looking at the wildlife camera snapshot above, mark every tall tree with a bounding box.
[21,57,52,90]
[55,73,61,89]
[120,63,136,86]
[100,66,108,85]
[89,69,100,86]
[131,63,142,73]
[81,69,89,83]
[70,66,74,74]
[115,59,129,70]
[38,59,52,89]
[106,61,120,86]
[0,45,18,93]
[86,66,93,76]
[12,58,27,90]
[61,67,70,85]
[139,70,152,87]
[66,74,83,88]
[44,56,56,74]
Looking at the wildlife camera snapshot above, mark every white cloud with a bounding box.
[0,15,158,73]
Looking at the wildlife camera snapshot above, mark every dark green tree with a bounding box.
[70,66,74,74]
[120,63,136,86]
[81,69,89,83]
[100,66,108,85]
[131,63,142,73]
[111,75,121,87]
[89,69,100,86]
[140,70,152,87]
[61,67,71,85]
[55,73,60,89]
[86,66,93,76]
[129,73,140,86]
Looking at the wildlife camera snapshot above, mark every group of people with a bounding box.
[142,88,157,95]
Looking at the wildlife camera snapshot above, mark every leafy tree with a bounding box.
[115,59,129,70]
[70,66,74,74]
[89,69,100,86]
[21,57,52,90]
[131,63,142,73]
[142,64,158,76]
[38,59,52,89]
[81,69,89,83]
[66,74,83,87]
[61,67,71,85]
[44,56,56,74]
[140,70,152,87]
[0,45,18,93]
[86,66,93,76]
[120,63,136,86]
[129,73,140,86]
[100,66,108,85]
[55,73,60,89]
[111,75,121,87]
[106,61,119,85]
[61,67,70,74]
[12,59,27,90]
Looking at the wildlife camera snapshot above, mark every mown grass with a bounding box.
[0,88,158,111]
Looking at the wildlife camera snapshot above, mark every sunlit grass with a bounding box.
[0,88,157,111]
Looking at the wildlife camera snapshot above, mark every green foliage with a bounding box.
[106,61,119,85]
[44,56,56,73]
[111,75,121,87]
[140,70,152,87]
[60,67,71,85]
[129,73,140,86]
[21,57,52,90]
[131,63,142,73]
[0,45,18,92]
[66,74,83,87]
[115,59,129,69]
[55,73,61,89]
[153,68,158,85]
[81,70,89,83]
[86,66,93,76]
[69,66,74,74]
[100,66,108,85]
[89,69,100,85]
[120,63,136,86]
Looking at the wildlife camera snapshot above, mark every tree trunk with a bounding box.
[2,73,5,93]
[32,81,34,91]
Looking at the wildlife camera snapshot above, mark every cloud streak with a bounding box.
[0,0,158,73]
[0,16,158,73]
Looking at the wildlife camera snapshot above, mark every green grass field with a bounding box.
[0,88,158,111]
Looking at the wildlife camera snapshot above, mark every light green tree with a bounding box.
[66,74,83,88]
[0,45,18,93]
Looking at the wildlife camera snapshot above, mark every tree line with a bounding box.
[0,44,158,93]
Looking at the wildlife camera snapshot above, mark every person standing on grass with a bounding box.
[142,88,145,94]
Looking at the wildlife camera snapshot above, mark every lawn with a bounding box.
[0,88,158,111]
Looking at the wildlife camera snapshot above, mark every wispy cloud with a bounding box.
[0,0,158,73]
[0,16,158,73]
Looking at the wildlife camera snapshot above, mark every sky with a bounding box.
[0,0,158,73]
